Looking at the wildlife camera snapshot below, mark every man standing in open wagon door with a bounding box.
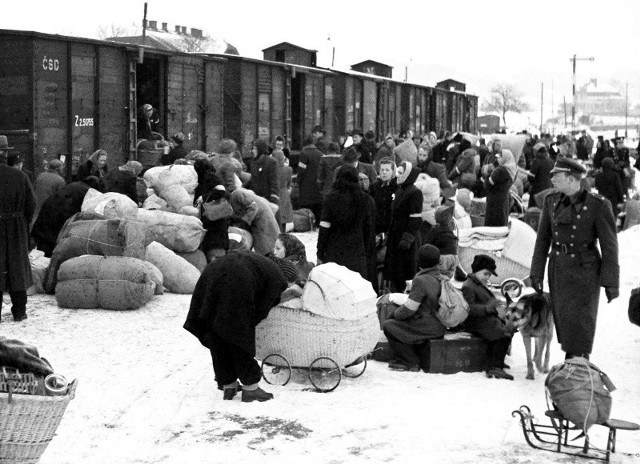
[530,157,619,360]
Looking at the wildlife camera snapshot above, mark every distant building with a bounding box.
[262,42,317,67]
[350,60,393,79]
[108,20,238,54]
[477,115,501,134]
[436,79,466,93]
[576,79,625,116]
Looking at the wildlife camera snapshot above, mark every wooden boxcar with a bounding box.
[0,29,225,177]
[213,54,333,154]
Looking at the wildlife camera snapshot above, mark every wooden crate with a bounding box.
[423,334,489,374]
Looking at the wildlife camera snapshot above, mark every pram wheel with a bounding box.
[308,357,341,392]
[342,356,367,378]
[261,354,292,386]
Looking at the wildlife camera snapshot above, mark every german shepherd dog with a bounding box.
[504,292,554,380]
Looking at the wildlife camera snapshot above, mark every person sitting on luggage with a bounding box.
[461,254,514,380]
[382,244,446,372]
[420,205,458,279]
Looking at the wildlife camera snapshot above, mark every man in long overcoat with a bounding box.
[530,158,619,359]
[184,252,287,402]
[0,136,35,322]
[296,136,323,225]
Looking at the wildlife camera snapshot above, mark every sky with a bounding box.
[2,0,640,127]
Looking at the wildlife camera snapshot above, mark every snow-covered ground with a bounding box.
[2,229,640,464]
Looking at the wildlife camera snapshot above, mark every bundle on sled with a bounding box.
[55,255,157,310]
[457,217,535,285]
[256,263,380,390]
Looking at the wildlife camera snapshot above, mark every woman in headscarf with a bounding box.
[383,161,423,292]
[484,149,517,227]
[316,164,374,279]
[273,233,314,279]
[76,149,108,181]
[103,160,143,204]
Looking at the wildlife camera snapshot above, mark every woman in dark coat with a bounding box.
[184,252,287,402]
[76,149,108,181]
[484,149,516,227]
[383,161,423,292]
[317,164,373,279]
[461,254,514,380]
[103,160,143,205]
[526,145,554,208]
[420,205,458,278]
[31,177,103,257]
[595,157,625,214]
[193,159,230,261]
[0,154,35,321]
[382,245,446,371]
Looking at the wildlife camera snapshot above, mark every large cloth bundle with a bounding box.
[135,208,204,252]
[143,165,198,194]
[158,184,193,212]
[27,250,50,296]
[142,194,167,210]
[81,189,138,219]
[175,249,207,273]
[141,260,164,295]
[55,255,156,310]
[545,357,616,433]
[301,263,377,320]
[415,173,440,225]
[44,218,151,293]
[145,241,200,294]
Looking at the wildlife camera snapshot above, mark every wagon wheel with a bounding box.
[261,354,292,386]
[342,356,367,378]
[308,357,341,392]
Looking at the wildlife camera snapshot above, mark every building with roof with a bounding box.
[262,42,317,67]
[108,20,238,54]
[350,60,393,79]
[576,79,625,116]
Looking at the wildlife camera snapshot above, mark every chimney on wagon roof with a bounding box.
[162,22,168,32]
[175,25,181,34]
[181,26,187,34]
[148,20,157,30]
[191,28,203,39]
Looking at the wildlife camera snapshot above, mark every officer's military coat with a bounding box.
[530,188,619,354]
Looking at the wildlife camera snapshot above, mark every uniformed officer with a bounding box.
[530,157,619,359]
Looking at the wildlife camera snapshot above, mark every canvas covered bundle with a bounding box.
[55,255,156,310]
[145,241,200,294]
[135,208,205,253]
[81,188,139,220]
[143,165,198,195]
[43,218,152,293]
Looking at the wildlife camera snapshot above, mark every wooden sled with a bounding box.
[512,405,639,462]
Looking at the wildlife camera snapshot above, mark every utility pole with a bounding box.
[570,54,594,131]
[540,82,544,133]
[625,82,628,138]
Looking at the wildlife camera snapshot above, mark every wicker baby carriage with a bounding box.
[255,263,380,392]
[0,369,77,464]
[458,217,536,286]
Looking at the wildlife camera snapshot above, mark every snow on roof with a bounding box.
[108,29,238,55]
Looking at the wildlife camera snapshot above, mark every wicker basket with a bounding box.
[256,304,380,368]
[0,377,78,464]
[458,246,530,285]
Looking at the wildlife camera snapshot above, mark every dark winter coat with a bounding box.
[229,187,280,256]
[248,154,280,205]
[31,181,92,257]
[0,163,35,292]
[297,144,323,207]
[484,165,514,227]
[317,154,343,195]
[417,159,451,189]
[383,267,446,343]
[33,171,66,219]
[103,169,138,204]
[76,159,107,182]
[184,252,287,354]
[461,274,509,341]
[595,161,625,212]
[355,161,378,188]
[317,174,374,279]
[531,188,619,355]
[384,165,423,285]
[420,223,458,256]
[528,154,554,208]
[197,171,230,254]
[369,178,397,234]
[161,144,188,165]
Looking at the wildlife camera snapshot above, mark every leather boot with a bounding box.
[241,386,274,403]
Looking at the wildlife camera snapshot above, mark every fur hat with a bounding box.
[252,139,270,156]
[417,244,441,270]
[470,254,498,276]
[342,146,360,163]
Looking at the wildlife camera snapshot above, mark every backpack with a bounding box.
[436,279,470,328]
[545,357,616,433]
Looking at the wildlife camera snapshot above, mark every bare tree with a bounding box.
[180,34,215,53]
[481,83,531,126]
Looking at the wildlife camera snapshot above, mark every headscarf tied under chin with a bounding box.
[396,161,420,186]
[499,149,518,180]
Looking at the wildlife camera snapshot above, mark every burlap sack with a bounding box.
[135,208,204,252]
[143,194,167,210]
[82,188,139,219]
[55,255,155,310]
[141,260,164,295]
[144,165,198,194]
[145,241,200,294]
[44,218,152,293]
[159,184,192,212]
[175,249,207,273]
[177,205,200,217]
